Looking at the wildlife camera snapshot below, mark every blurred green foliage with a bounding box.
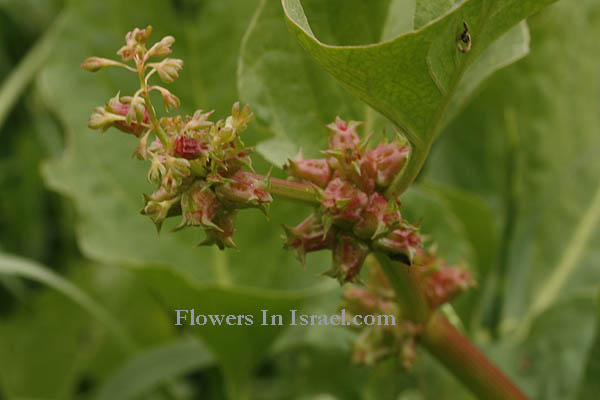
[0,0,598,399]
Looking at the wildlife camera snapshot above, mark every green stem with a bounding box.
[374,252,430,323]
[374,253,528,400]
[266,176,319,206]
[422,313,528,400]
[136,61,169,147]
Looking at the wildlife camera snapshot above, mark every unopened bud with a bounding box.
[372,227,421,265]
[283,213,335,264]
[185,109,214,131]
[425,266,474,308]
[165,155,191,179]
[147,155,167,184]
[105,93,150,136]
[150,58,184,84]
[353,193,401,239]
[285,151,331,187]
[326,116,362,151]
[154,86,180,111]
[81,57,117,72]
[321,178,368,226]
[365,143,409,187]
[198,210,238,250]
[331,234,369,282]
[141,195,179,233]
[214,171,272,213]
[88,106,124,132]
[176,181,221,231]
[146,35,175,58]
[228,102,254,133]
[118,26,153,61]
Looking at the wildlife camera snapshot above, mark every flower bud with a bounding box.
[425,266,474,308]
[81,57,115,72]
[126,96,146,125]
[228,102,254,133]
[283,213,335,264]
[198,210,238,250]
[147,155,167,184]
[185,109,214,131]
[326,116,362,151]
[214,171,272,213]
[365,142,409,187]
[176,181,221,231]
[150,58,184,84]
[146,35,175,58]
[117,26,153,61]
[153,86,180,111]
[141,195,179,233]
[331,234,369,282]
[133,130,151,160]
[165,155,191,179]
[105,93,150,136]
[174,136,209,159]
[353,193,401,239]
[88,107,125,132]
[285,151,331,187]
[372,227,421,265]
[321,178,368,226]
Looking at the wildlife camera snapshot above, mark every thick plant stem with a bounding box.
[374,253,528,400]
[422,313,528,400]
[374,253,430,324]
[249,174,320,206]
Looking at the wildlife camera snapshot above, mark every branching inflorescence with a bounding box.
[82,26,474,368]
[82,26,270,249]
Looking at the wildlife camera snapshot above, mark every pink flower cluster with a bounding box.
[283,117,416,282]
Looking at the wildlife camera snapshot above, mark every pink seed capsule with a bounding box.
[110,102,151,137]
[174,136,208,159]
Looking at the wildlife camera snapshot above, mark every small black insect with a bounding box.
[457,22,472,53]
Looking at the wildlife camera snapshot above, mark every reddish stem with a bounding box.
[422,312,528,400]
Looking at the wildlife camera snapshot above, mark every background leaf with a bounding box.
[281,0,555,195]
[98,338,214,400]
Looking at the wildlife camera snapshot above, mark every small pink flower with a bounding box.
[283,213,335,264]
[365,143,409,187]
[285,155,331,187]
[333,234,369,282]
[353,192,401,239]
[215,171,272,210]
[372,227,421,264]
[326,116,362,151]
[425,266,474,308]
[322,178,368,225]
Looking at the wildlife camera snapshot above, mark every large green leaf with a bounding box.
[238,0,392,167]
[422,1,600,397]
[428,0,600,337]
[281,0,554,196]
